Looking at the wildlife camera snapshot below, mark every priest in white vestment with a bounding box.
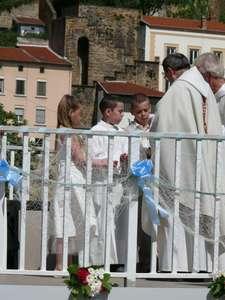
[151,53,225,272]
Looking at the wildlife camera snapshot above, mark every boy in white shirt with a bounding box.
[91,95,128,266]
[127,93,154,159]
[126,93,154,272]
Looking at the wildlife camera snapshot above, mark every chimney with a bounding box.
[201,16,207,30]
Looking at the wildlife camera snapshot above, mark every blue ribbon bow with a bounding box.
[131,159,169,225]
[0,159,22,187]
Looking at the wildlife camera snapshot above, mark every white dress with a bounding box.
[48,136,98,264]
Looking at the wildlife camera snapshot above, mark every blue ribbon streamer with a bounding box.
[131,159,169,225]
[0,159,22,187]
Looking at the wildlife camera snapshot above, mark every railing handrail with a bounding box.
[0,125,225,140]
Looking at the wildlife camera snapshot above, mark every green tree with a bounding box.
[0,103,25,146]
[0,30,17,47]
[80,0,186,15]
[0,0,33,13]
[167,0,210,19]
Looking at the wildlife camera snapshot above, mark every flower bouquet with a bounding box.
[64,264,112,300]
[209,273,225,299]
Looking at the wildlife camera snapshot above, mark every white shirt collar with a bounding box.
[178,66,210,98]
[98,120,120,130]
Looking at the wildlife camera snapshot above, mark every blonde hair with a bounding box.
[57,94,80,128]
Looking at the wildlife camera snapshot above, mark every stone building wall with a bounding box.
[114,60,159,89]
[64,5,142,86]
[72,85,96,128]
[0,0,39,29]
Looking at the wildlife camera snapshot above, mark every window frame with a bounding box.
[0,77,4,94]
[35,108,46,125]
[212,49,224,64]
[15,78,26,96]
[165,44,178,56]
[189,47,200,65]
[14,107,24,123]
[36,80,47,97]
[164,44,178,92]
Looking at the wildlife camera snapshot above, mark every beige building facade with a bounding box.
[0,45,72,143]
[141,16,225,91]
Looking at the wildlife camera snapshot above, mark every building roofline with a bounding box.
[141,16,225,35]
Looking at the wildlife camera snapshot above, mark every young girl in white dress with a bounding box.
[49,94,98,270]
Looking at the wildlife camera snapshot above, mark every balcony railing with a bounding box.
[0,126,224,283]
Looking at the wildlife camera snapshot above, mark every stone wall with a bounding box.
[64,5,142,86]
[72,85,96,128]
[0,0,39,29]
[114,60,159,89]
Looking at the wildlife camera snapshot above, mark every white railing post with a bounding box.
[9,150,15,201]
[19,133,30,270]
[172,139,181,273]
[151,139,160,274]
[40,134,50,271]
[0,134,7,271]
[83,136,93,267]
[62,135,71,271]
[126,137,139,285]
[193,141,202,272]
[104,136,114,272]
[213,141,222,273]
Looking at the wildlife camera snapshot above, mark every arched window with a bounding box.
[78,37,89,85]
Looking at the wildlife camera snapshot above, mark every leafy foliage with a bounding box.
[0,103,25,145]
[209,273,225,298]
[0,103,26,168]
[80,0,222,20]
[80,0,189,15]
[21,31,48,40]
[167,0,210,19]
[0,30,17,47]
[0,0,33,13]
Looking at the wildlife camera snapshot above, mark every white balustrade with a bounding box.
[0,126,224,282]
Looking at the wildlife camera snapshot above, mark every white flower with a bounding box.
[87,274,96,285]
[90,285,95,291]
[88,268,95,274]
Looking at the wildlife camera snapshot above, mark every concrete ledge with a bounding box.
[0,285,212,300]
[0,276,213,300]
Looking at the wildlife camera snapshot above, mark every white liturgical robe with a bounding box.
[215,83,225,130]
[152,66,225,272]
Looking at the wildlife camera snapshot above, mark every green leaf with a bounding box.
[68,264,79,275]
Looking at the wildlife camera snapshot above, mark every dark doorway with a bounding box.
[78,37,89,85]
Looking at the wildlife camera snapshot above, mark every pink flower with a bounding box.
[76,268,90,285]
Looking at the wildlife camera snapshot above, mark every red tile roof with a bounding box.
[0,46,71,67]
[142,16,225,34]
[97,81,163,98]
[14,16,45,26]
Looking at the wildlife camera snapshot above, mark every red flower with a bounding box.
[76,268,90,285]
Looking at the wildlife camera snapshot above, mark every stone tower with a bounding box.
[39,1,159,126]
